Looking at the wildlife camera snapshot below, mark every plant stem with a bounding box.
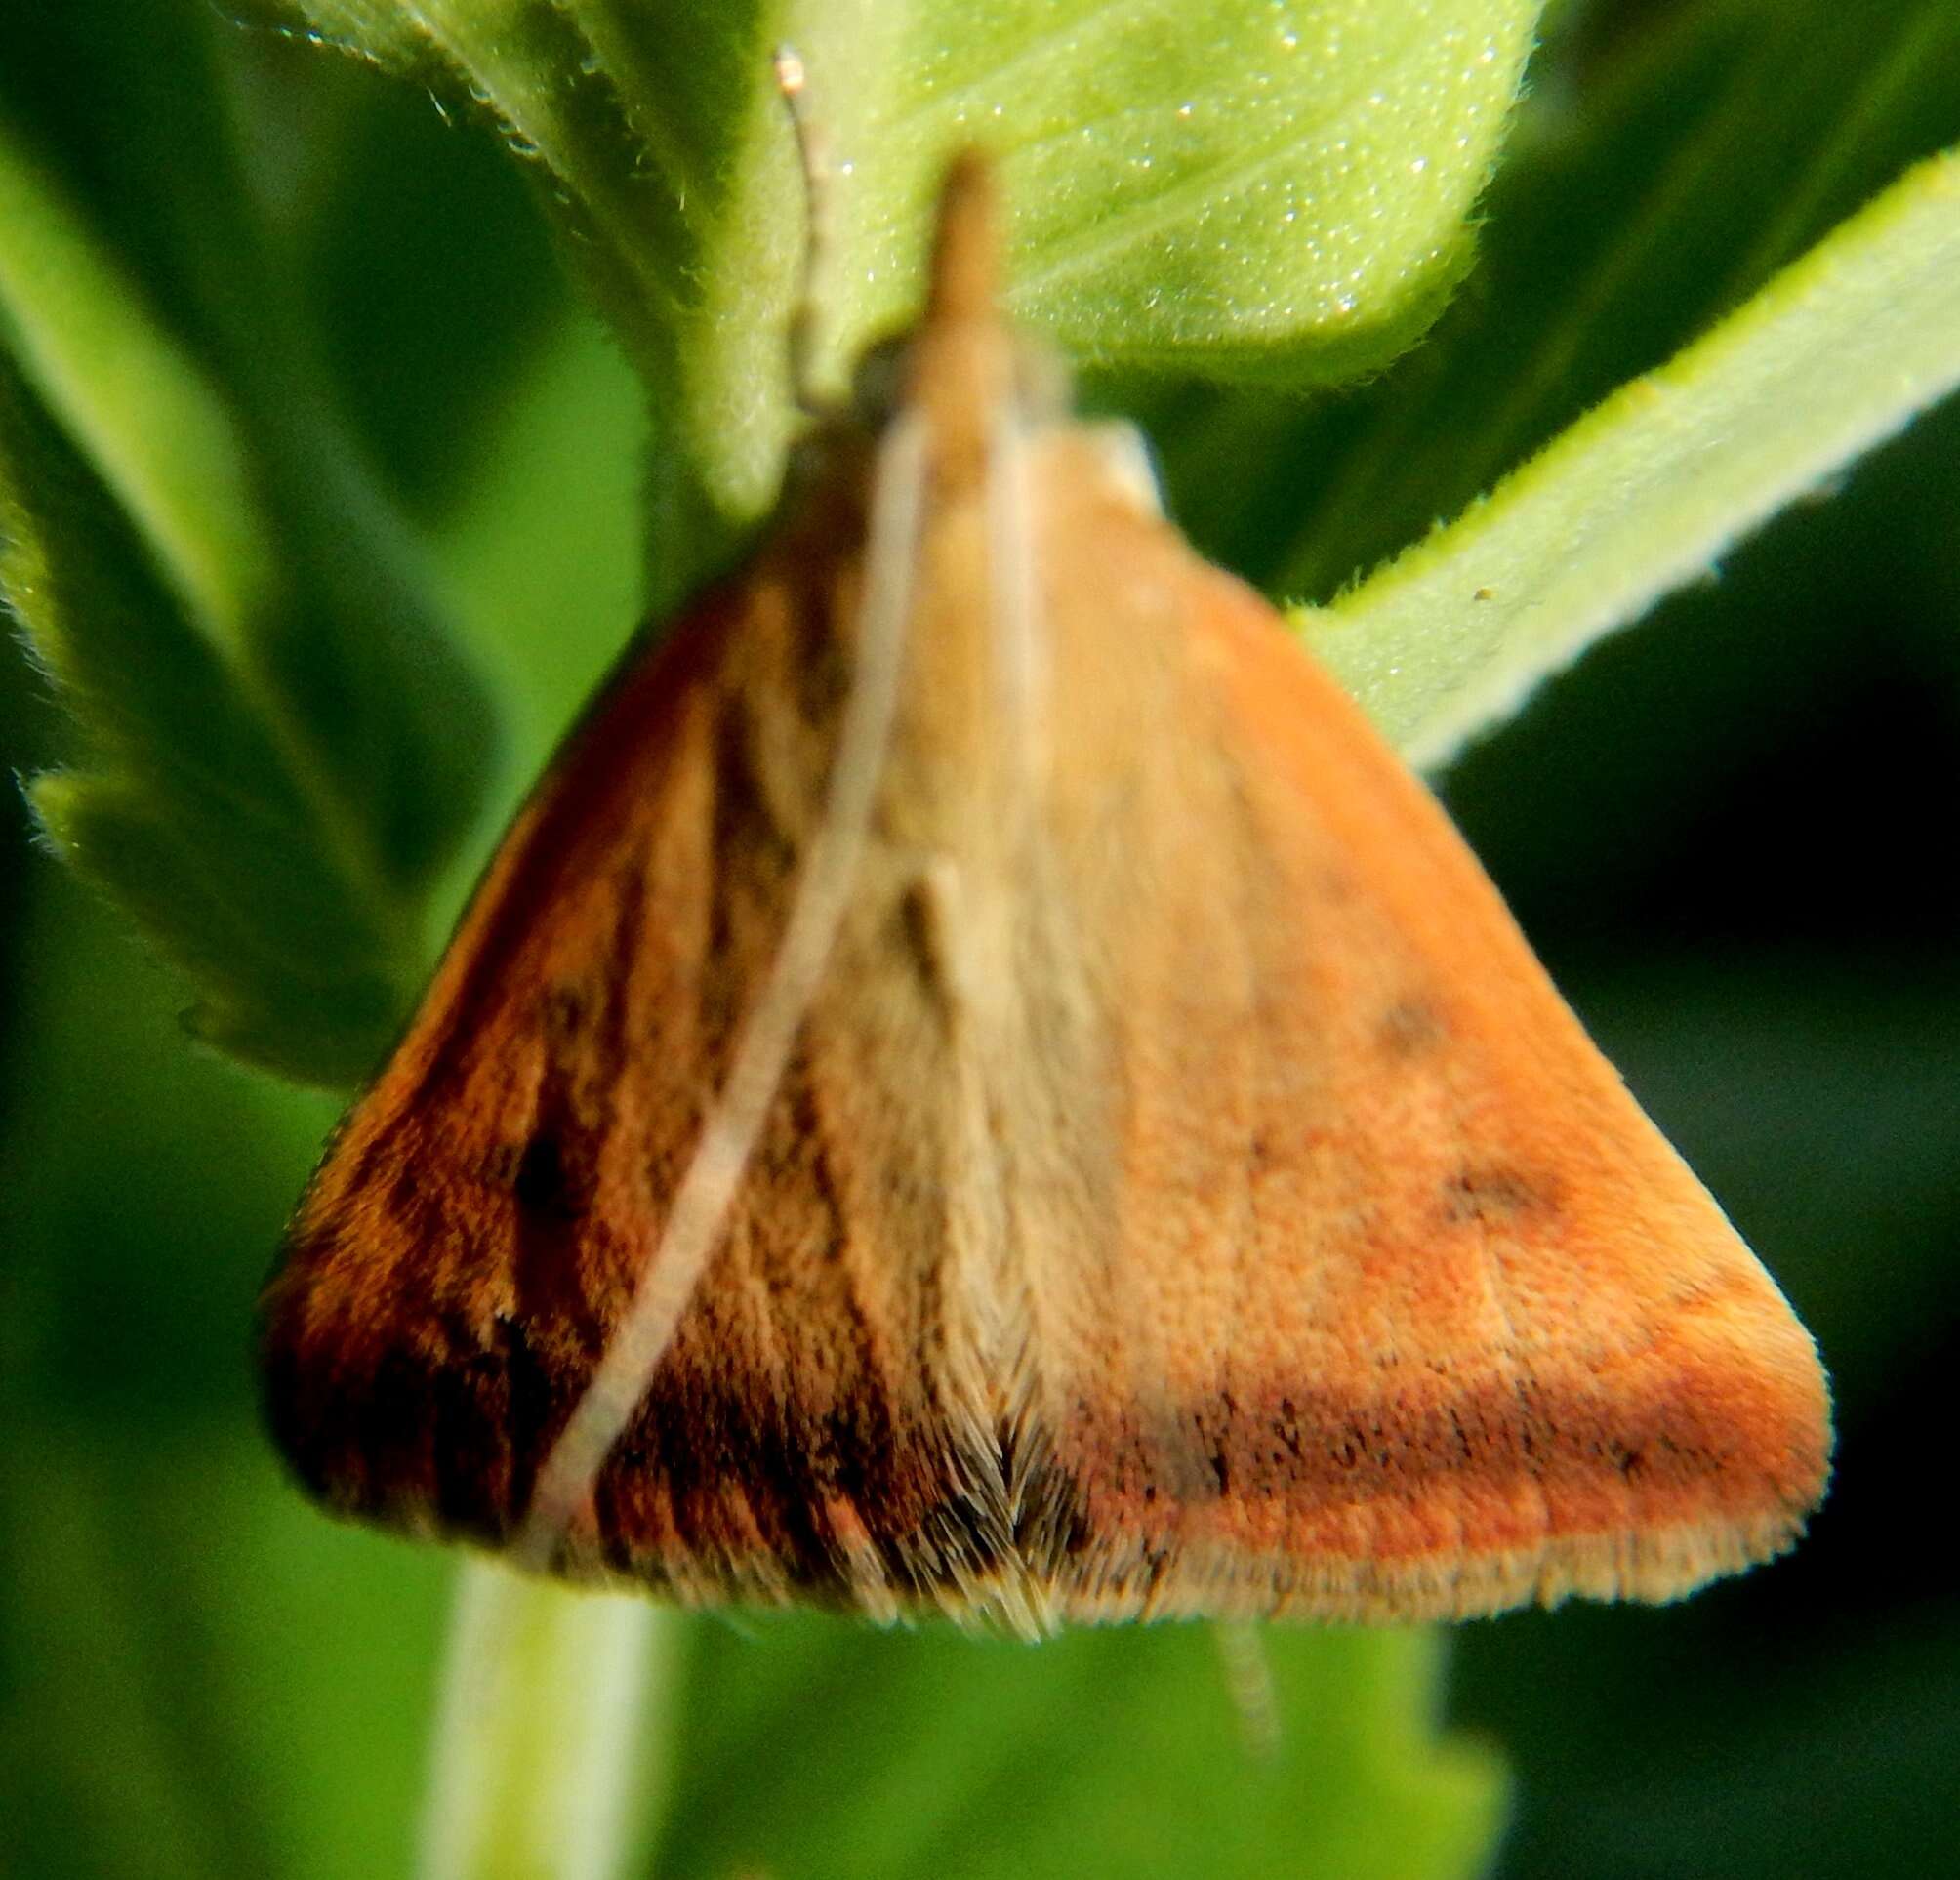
[417,1558,683,1880]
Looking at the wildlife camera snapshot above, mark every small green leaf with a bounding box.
[1313,145,1960,765]
[1,360,411,1083]
[238,0,1541,604]
[0,94,499,1084]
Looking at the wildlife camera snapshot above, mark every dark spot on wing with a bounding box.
[514,1132,580,1220]
[1378,998,1446,1057]
[1442,1165,1556,1225]
[898,867,963,1025]
[538,981,592,1045]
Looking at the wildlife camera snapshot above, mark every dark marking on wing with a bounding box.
[514,1133,578,1220]
[1378,997,1447,1058]
[1441,1165,1557,1226]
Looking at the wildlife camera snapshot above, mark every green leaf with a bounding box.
[0,122,276,645]
[237,0,1542,604]
[668,1613,1503,1878]
[1311,144,1960,765]
[1243,0,1960,605]
[0,76,499,1084]
[0,355,403,1082]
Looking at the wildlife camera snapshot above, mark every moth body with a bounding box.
[262,158,1830,1635]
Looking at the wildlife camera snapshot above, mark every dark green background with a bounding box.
[4,1,1956,1874]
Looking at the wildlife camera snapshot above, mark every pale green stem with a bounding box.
[1311,148,1960,768]
[418,1560,683,1880]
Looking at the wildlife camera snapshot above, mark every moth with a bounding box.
[262,153,1831,1639]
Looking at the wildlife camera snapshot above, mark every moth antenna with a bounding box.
[774,45,831,414]
[1212,1622,1284,1763]
[512,408,930,1569]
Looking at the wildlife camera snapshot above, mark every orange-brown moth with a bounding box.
[262,150,1831,1639]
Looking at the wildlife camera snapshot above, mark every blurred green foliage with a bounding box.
[3,0,1958,1876]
